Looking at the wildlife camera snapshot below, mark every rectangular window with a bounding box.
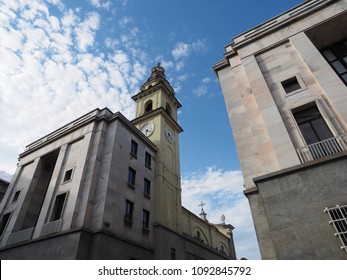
[293,105,333,145]
[130,140,138,157]
[145,152,151,168]
[128,167,136,186]
[321,39,347,85]
[292,104,344,160]
[0,213,11,237]
[281,76,301,94]
[144,178,151,197]
[324,204,347,252]
[124,200,134,221]
[50,193,67,222]
[142,209,150,229]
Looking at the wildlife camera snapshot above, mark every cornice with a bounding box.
[20,107,157,158]
[132,81,182,109]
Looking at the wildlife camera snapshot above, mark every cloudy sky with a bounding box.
[0,0,304,259]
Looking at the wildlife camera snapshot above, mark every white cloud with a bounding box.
[192,85,208,97]
[182,167,260,259]
[75,12,100,52]
[172,42,190,60]
[89,0,112,10]
[0,0,149,174]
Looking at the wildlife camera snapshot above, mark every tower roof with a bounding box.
[147,63,166,82]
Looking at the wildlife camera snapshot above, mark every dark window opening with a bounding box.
[0,213,11,236]
[145,100,153,113]
[142,209,150,229]
[321,39,347,85]
[166,103,172,116]
[293,105,333,145]
[130,140,138,157]
[50,193,67,222]
[12,191,20,202]
[63,169,73,183]
[124,200,134,221]
[281,76,301,94]
[145,152,151,168]
[144,178,151,197]
[128,167,136,186]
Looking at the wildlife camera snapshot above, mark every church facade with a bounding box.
[0,65,236,260]
[214,0,347,259]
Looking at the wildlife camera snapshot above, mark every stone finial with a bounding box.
[221,214,226,224]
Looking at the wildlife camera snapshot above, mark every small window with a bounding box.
[281,76,301,94]
[124,200,134,221]
[166,103,172,116]
[128,167,136,187]
[12,191,20,202]
[142,209,150,229]
[63,169,73,183]
[324,204,347,252]
[145,100,153,113]
[50,193,67,221]
[145,152,151,168]
[144,178,151,197]
[130,140,138,157]
[0,213,11,236]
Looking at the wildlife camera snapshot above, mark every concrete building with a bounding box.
[214,0,347,259]
[0,65,236,260]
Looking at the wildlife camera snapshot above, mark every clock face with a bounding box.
[165,125,174,143]
[140,122,155,137]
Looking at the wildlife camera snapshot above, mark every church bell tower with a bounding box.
[132,64,183,232]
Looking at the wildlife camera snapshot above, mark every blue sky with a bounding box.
[0,0,304,259]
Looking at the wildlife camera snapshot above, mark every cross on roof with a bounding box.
[198,201,206,211]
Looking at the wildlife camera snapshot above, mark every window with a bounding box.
[144,178,151,197]
[324,204,347,252]
[142,209,150,229]
[130,140,138,157]
[145,100,153,113]
[63,169,73,183]
[281,76,301,94]
[293,105,341,160]
[50,193,67,221]
[321,39,347,85]
[12,191,20,202]
[293,105,333,145]
[128,167,136,187]
[166,103,172,116]
[124,200,134,221]
[0,213,11,236]
[145,152,151,168]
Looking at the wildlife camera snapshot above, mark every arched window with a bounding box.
[144,100,153,114]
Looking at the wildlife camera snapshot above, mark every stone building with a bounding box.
[214,0,347,259]
[0,65,236,260]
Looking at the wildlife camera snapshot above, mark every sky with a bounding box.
[0,0,304,259]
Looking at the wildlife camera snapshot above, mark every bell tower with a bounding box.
[132,64,183,232]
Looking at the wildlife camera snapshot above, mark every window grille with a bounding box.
[324,204,347,252]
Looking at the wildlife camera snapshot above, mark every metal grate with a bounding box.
[297,135,347,163]
[324,205,347,252]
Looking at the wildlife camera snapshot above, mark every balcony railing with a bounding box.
[297,135,347,163]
